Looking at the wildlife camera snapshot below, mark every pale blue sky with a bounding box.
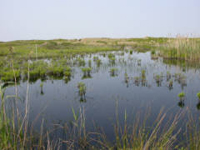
[0,0,199,41]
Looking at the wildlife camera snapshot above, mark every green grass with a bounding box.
[0,37,200,82]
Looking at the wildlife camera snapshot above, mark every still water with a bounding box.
[4,50,200,142]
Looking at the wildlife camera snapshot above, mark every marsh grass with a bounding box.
[158,36,200,62]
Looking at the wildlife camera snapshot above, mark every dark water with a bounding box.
[4,50,200,143]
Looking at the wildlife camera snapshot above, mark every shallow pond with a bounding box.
[3,50,200,146]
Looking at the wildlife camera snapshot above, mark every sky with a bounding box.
[0,0,200,41]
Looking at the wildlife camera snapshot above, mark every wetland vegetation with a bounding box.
[0,37,200,149]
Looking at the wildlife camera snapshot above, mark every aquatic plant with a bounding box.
[47,65,64,77]
[178,101,185,108]
[64,67,71,79]
[154,73,163,87]
[124,72,129,87]
[120,52,124,56]
[140,70,147,86]
[0,70,21,82]
[168,79,173,90]
[137,59,141,66]
[108,53,115,59]
[96,59,101,67]
[141,70,146,79]
[196,102,200,110]
[93,56,99,61]
[82,67,92,78]
[196,92,200,110]
[134,76,140,86]
[77,82,86,97]
[110,68,118,77]
[178,92,185,101]
[166,71,171,81]
[124,72,129,83]
[88,60,92,67]
[40,82,44,95]
[108,53,116,65]
[77,58,86,66]
[151,50,155,55]
[197,92,200,100]
[174,73,187,89]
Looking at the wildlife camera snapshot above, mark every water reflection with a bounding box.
[178,100,185,108]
